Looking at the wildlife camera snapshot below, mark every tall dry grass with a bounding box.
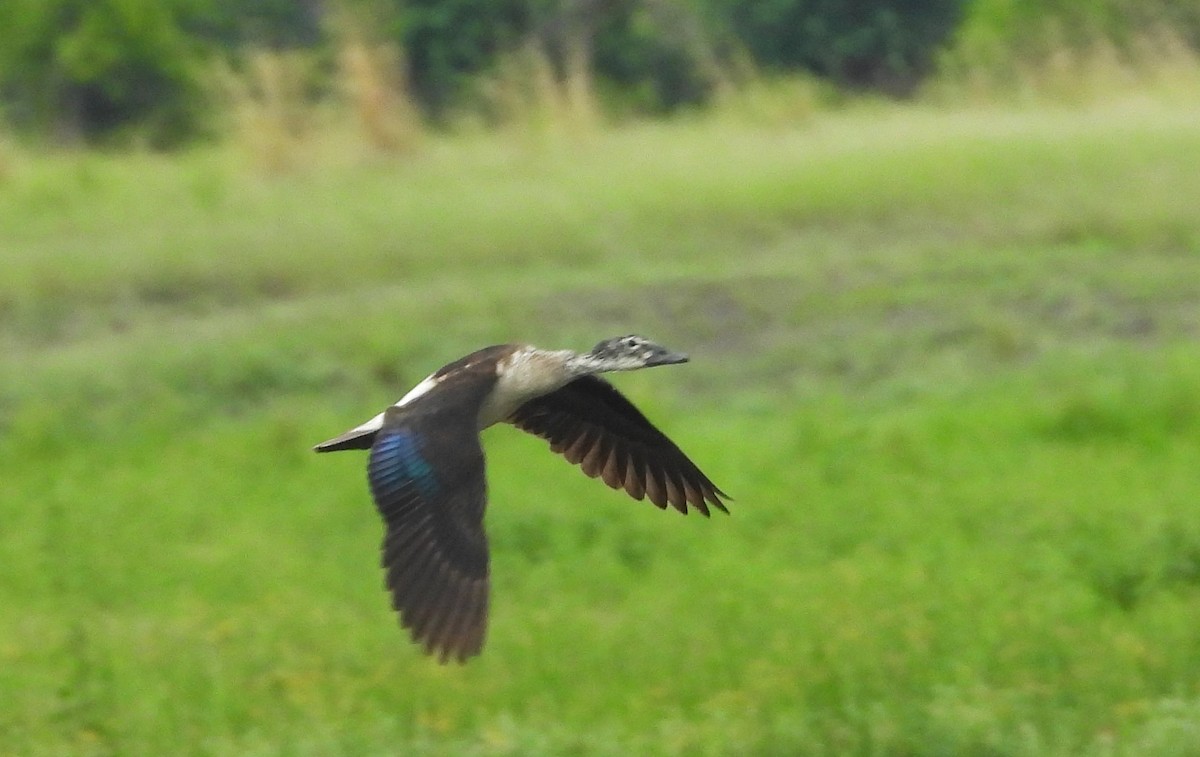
[200,0,828,164]
[210,50,319,173]
[334,26,423,154]
[209,16,423,172]
[706,49,828,128]
[930,23,1200,105]
[475,37,602,141]
[200,8,1200,174]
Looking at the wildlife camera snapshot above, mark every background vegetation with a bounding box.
[3,0,1196,144]
[3,1,1200,755]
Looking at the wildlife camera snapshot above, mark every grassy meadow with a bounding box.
[3,92,1200,755]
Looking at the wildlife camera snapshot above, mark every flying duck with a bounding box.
[315,335,728,662]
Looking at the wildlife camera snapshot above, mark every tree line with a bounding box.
[0,0,1193,146]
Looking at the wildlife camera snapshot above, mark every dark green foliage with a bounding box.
[591,0,716,110]
[0,0,206,145]
[391,0,718,117]
[951,0,1200,68]
[394,0,535,115]
[709,0,965,93]
[389,0,963,114]
[183,0,325,48]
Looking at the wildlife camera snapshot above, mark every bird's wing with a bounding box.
[368,403,490,662]
[507,375,728,515]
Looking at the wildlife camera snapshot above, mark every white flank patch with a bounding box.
[331,373,440,440]
[347,410,387,435]
[395,372,440,407]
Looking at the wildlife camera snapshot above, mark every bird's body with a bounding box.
[315,336,727,661]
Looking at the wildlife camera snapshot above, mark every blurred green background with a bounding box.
[3,1,1200,755]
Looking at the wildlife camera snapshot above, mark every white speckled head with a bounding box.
[574,335,689,373]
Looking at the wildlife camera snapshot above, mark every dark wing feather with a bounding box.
[368,403,490,662]
[508,375,729,515]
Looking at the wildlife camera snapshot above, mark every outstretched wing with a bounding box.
[368,404,490,662]
[508,375,728,515]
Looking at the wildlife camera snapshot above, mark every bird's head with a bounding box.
[577,335,689,373]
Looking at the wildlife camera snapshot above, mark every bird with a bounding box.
[314,335,728,662]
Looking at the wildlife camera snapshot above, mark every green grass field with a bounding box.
[3,95,1200,755]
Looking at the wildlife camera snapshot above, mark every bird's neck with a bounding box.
[478,348,577,428]
[564,351,640,376]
